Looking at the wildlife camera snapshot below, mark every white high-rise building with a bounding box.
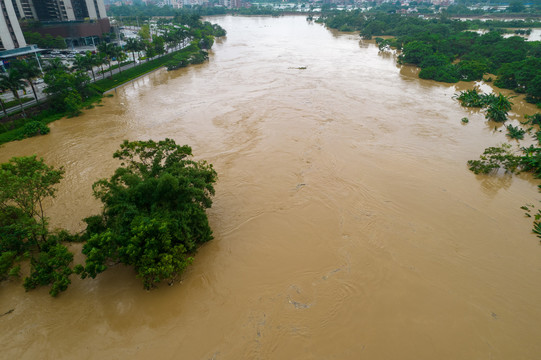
[10,0,38,20]
[0,0,26,50]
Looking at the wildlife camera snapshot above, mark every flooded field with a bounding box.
[1,15,541,360]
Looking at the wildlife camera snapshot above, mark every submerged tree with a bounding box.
[77,139,218,289]
[0,155,74,296]
[0,69,28,117]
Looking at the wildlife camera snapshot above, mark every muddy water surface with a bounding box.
[2,15,541,360]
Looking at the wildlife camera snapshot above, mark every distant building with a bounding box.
[15,0,108,22]
[13,0,111,48]
[0,0,26,50]
[0,0,41,68]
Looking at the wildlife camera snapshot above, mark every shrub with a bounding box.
[506,124,526,140]
[21,121,50,138]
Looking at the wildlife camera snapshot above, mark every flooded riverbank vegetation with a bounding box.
[455,89,514,122]
[319,13,541,105]
[0,139,216,296]
[455,89,541,238]
[320,12,541,239]
[4,15,541,358]
[0,13,225,146]
[0,155,72,296]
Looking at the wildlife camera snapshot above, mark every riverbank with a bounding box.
[0,42,208,146]
[93,42,204,93]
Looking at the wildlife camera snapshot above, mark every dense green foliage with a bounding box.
[466,111,541,239]
[1,140,218,295]
[23,32,67,49]
[0,155,76,296]
[0,15,225,145]
[23,242,74,297]
[455,89,513,123]
[467,143,523,175]
[76,139,217,289]
[43,65,96,116]
[22,120,50,138]
[506,124,527,140]
[320,13,541,102]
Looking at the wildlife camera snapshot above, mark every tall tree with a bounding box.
[0,155,75,297]
[45,57,68,72]
[98,42,116,78]
[0,69,28,117]
[77,139,218,289]
[85,51,98,82]
[125,37,140,65]
[0,155,64,249]
[12,59,42,103]
[111,46,127,74]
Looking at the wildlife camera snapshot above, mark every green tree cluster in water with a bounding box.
[455,89,541,239]
[0,155,74,296]
[77,139,217,290]
[1,139,217,296]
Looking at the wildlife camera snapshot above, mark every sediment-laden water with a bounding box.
[1,15,541,360]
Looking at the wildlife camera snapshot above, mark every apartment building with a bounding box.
[10,0,37,20]
[10,0,107,22]
[0,0,26,50]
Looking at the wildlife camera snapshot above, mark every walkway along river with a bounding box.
[1,15,541,360]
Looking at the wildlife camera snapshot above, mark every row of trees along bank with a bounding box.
[0,13,226,145]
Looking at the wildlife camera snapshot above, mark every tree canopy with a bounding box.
[76,139,217,289]
[0,155,74,296]
[321,13,541,103]
[1,140,218,295]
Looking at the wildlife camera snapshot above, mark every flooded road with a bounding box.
[2,15,541,359]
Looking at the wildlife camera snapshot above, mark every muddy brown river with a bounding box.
[2,15,541,359]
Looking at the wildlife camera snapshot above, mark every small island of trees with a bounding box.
[1,139,217,296]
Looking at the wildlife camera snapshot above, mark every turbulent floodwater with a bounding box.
[2,15,541,360]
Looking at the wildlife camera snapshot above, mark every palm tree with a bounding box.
[125,38,140,66]
[97,42,114,78]
[12,60,41,103]
[93,52,107,79]
[111,46,127,74]
[84,51,97,82]
[144,41,157,62]
[73,53,97,82]
[0,69,27,117]
[45,57,68,72]
[74,54,87,74]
